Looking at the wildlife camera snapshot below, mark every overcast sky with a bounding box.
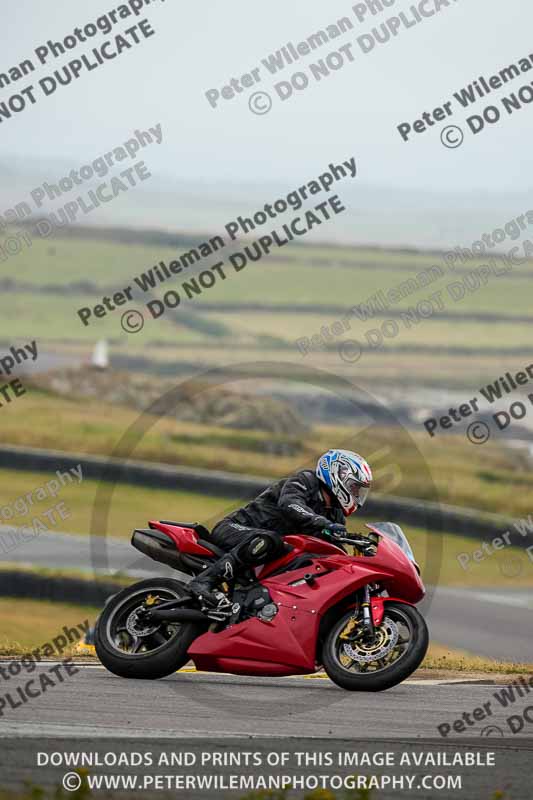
[1,0,531,197]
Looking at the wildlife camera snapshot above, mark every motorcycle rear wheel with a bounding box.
[322,601,428,692]
[95,578,204,680]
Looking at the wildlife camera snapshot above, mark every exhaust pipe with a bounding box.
[148,607,208,623]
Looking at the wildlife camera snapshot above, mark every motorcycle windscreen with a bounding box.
[366,522,417,563]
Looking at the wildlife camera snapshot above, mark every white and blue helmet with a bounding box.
[316,449,373,515]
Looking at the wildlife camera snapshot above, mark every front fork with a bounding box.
[360,584,375,640]
[340,585,380,643]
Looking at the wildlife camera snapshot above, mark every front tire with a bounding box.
[322,601,428,692]
[95,578,205,680]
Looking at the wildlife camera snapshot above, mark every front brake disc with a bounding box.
[342,616,399,664]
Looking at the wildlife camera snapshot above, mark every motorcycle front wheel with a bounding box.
[322,601,428,692]
[95,578,205,680]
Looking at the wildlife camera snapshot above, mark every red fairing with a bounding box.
[189,607,318,676]
[189,540,351,674]
[139,523,425,677]
[188,531,425,676]
[189,563,376,675]
[257,534,347,580]
[360,533,425,604]
[367,596,413,627]
[148,521,214,557]
[371,596,386,628]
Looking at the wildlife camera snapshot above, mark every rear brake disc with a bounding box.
[126,609,160,638]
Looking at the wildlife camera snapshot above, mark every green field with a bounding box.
[2,386,533,516]
[2,231,532,354]
[3,234,179,287]
[0,465,239,541]
[0,463,531,588]
[1,230,531,403]
[0,292,203,343]
[9,229,533,290]
[211,310,532,351]
[143,259,533,315]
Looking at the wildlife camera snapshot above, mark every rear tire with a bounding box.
[322,601,428,692]
[95,578,205,680]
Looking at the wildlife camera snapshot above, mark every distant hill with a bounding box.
[1,157,531,249]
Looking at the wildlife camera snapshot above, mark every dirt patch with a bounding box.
[29,367,308,438]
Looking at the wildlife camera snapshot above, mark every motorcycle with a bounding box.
[95,520,428,691]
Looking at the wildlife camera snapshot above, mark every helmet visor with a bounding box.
[345,478,370,508]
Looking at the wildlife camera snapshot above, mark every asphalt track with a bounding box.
[2,529,532,662]
[1,663,532,740]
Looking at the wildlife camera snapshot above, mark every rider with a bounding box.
[188,449,373,609]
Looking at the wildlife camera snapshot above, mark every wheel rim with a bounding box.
[105,586,184,657]
[330,606,415,675]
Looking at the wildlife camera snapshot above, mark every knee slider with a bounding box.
[239,533,282,565]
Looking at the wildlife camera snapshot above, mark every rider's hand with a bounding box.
[325,523,347,539]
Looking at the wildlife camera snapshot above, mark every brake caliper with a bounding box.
[144,594,160,607]
[339,616,359,640]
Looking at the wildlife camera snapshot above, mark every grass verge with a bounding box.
[0,598,100,654]
[421,643,533,677]
[2,383,533,518]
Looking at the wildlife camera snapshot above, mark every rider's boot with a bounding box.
[188,553,239,609]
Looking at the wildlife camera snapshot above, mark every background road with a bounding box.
[3,529,532,662]
[424,587,533,663]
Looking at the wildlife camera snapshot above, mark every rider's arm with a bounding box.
[277,473,333,531]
